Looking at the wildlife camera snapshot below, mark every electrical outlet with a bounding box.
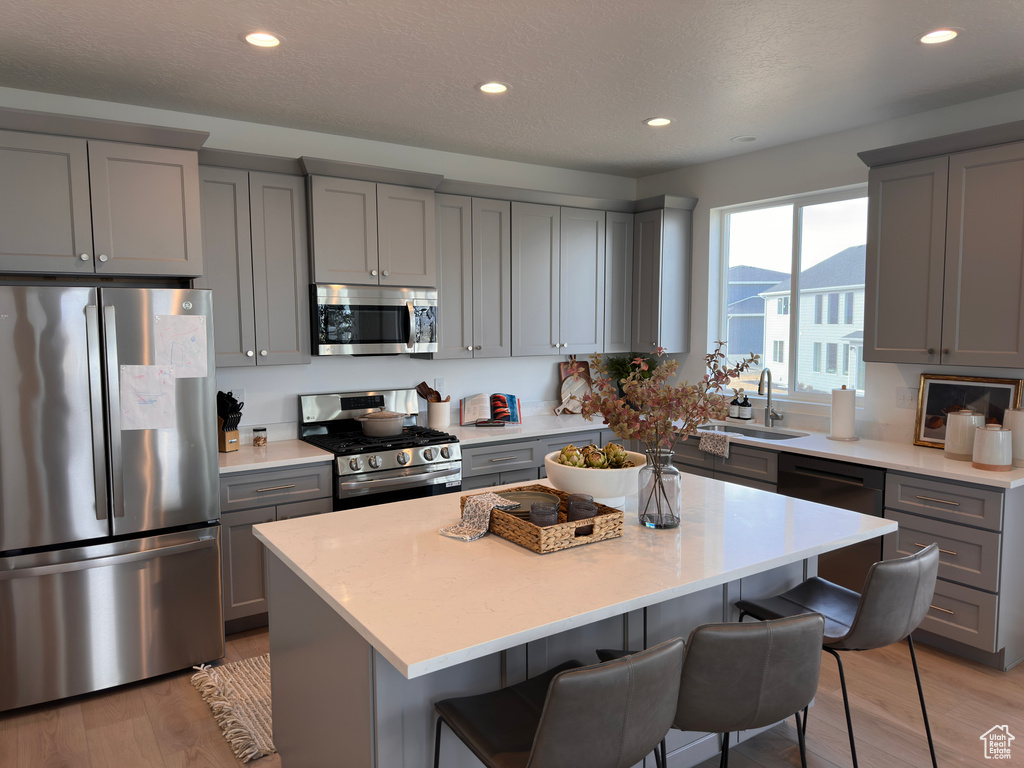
[232,388,246,407]
[434,378,445,396]
[895,387,917,409]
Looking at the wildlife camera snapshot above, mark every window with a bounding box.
[720,189,867,398]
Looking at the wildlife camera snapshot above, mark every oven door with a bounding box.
[334,462,461,510]
[313,284,437,355]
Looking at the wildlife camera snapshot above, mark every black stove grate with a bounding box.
[301,426,457,456]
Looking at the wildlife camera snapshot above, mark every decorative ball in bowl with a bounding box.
[543,448,647,508]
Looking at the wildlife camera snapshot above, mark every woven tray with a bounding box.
[460,484,624,554]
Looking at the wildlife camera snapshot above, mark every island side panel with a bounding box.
[268,555,375,767]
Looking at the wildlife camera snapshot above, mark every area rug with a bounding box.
[191,653,276,762]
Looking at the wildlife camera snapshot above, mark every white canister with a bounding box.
[944,410,982,461]
[1002,408,1024,468]
[427,400,451,430]
[972,424,1013,471]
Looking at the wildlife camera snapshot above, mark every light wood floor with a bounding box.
[1,631,1020,767]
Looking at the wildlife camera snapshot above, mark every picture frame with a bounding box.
[914,374,1023,448]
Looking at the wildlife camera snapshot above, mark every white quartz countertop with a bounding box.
[218,439,333,474]
[253,477,894,679]
[445,412,603,446]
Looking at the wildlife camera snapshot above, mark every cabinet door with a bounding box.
[604,211,634,353]
[197,166,257,367]
[943,142,1024,367]
[632,209,662,352]
[863,158,947,364]
[512,202,561,356]
[473,198,512,357]
[435,194,474,359]
[0,131,94,274]
[250,172,310,365]
[559,207,605,355]
[221,506,275,621]
[377,184,436,287]
[87,141,203,276]
[309,175,378,284]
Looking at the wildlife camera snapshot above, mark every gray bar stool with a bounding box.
[597,613,825,768]
[735,542,939,768]
[432,636,684,768]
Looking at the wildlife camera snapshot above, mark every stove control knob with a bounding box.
[440,446,451,459]
[349,458,363,472]
[397,452,410,465]
[423,448,436,461]
[368,455,382,469]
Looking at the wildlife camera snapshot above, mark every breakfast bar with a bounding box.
[253,476,895,768]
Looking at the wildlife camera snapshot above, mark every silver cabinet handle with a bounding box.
[247,350,255,357]
[475,345,482,350]
[371,269,378,276]
[929,604,954,616]
[915,495,959,506]
[489,456,519,463]
[467,346,473,351]
[383,270,389,277]
[260,349,268,357]
[914,542,958,557]
[98,254,109,262]
[79,253,90,261]
[256,484,296,493]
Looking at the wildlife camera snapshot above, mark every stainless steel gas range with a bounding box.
[298,389,461,509]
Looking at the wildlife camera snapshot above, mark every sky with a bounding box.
[727,197,868,272]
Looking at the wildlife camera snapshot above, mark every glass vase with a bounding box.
[638,448,681,529]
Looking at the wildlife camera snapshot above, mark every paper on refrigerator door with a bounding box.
[120,365,177,430]
[154,314,208,378]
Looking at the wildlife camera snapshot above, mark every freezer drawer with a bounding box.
[0,527,224,712]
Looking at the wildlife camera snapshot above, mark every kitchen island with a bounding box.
[254,476,894,768]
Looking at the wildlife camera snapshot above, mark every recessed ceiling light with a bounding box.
[919,29,958,44]
[477,82,509,94]
[644,117,671,127]
[244,32,281,48]
[731,135,757,143]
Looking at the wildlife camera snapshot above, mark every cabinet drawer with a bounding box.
[277,498,332,521]
[885,472,1003,530]
[884,510,1001,591]
[716,445,778,484]
[920,578,998,652]
[672,438,715,471]
[542,431,604,457]
[220,464,332,512]
[461,441,543,477]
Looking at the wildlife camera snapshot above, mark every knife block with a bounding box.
[217,416,239,453]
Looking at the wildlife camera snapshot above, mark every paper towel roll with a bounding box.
[829,386,857,440]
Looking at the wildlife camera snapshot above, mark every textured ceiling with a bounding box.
[2,0,1024,177]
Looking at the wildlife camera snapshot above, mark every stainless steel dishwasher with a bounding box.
[776,454,886,591]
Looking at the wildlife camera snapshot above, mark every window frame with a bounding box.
[717,185,867,403]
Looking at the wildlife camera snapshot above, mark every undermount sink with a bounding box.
[699,424,809,441]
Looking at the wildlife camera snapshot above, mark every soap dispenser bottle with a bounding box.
[728,388,740,418]
[738,389,752,420]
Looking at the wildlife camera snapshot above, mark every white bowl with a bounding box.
[543,449,647,508]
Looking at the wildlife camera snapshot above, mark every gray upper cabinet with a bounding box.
[0,131,203,277]
[198,167,310,367]
[435,194,511,359]
[604,211,634,353]
[863,157,948,364]
[864,137,1024,367]
[632,206,691,354]
[511,202,605,357]
[309,176,435,287]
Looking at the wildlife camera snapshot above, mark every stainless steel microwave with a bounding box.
[311,284,438,355]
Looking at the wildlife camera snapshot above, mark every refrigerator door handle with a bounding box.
[103,304,125,519]
[85,305,110,522]
[0,535,217,581]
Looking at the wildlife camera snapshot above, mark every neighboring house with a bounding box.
[761,245,866,394]
[724,265,789,363]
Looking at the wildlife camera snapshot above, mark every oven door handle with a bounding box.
[340,467,460,492]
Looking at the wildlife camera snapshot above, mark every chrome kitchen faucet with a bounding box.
[758,368,783,428]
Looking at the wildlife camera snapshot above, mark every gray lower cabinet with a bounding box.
[672,439,777,491]
[632,200,693,355]
[309,176,435,287]
[511,203,606,357]
[198,166,310,367]
[219,464,332,627]
[883,471,1024,669]
[435,195,512,358]
[864,137,1024,367]
[461,429,615,489]
[0,130,203,276]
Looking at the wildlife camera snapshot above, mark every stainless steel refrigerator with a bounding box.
[0,285,223,712]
